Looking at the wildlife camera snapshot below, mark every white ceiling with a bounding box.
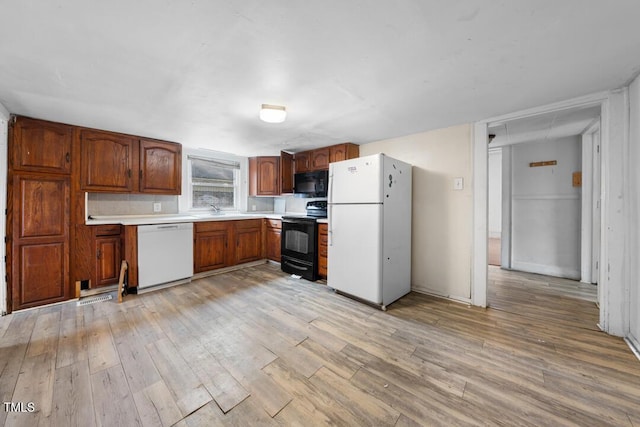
[1,1,639,156]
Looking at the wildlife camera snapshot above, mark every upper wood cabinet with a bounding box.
[330,143,359,163]
[10,116,72,174]
[80,129,136,192]
[80,130,182,194]
[249,156,280,196]
[311,148,330,170]
[294,151,311,173]
[139,139,182,194]
[280,151,294,194]
[294,143,359,173]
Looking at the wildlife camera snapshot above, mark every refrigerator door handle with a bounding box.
[328,204,333,246]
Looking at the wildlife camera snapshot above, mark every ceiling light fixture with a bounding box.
[260,104,286,123]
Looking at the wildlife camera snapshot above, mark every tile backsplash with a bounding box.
[87,193,179,216]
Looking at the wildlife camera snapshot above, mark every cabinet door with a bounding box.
[318,223,328,278]
[11,117,72,174]
[234,220,263,264]
[266,220,282,262]
[330,143,359,164]
[194,222,231,272]
[10,174,70,310]
[194,230,229,272]
[139,139,182,194]
[294,151,311,173]
[280,151,294,194]
[80,129,136,192]
[95,236,122,287]
[311,148,330,170]
[249,157,280,196]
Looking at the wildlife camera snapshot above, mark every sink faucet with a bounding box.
[210,204,220,213]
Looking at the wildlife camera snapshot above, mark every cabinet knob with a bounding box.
[65,152,70,163]
[97,249,101,259]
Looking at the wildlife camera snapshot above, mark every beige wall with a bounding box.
[360,124,473,301]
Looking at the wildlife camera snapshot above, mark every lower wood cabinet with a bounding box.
[9,173,70,311]
[235,220,263,264]
[265,219,282,262]
[194,219,264,273]
[194,221,231,272]
[94,225,123,287]
[318,223,328,279]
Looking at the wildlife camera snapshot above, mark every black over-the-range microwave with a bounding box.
[294,170,329,197]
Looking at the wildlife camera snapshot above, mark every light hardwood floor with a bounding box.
[1,263,638,426]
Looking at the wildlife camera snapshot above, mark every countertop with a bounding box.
[86,212,290,226]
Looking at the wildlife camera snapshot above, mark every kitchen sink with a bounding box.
[190,212,227,218]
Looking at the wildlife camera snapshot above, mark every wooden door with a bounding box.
[249,157,280,196]
[11,116,72,174]
[10,173,70,310]
[139,139,182,194]
[280,151,294,194]
[234,220,262,264]
[80,129,136,192]
[294,151,311,173]
[329,143,359,164]
[311,148,330,170]
[317,223,328,278]
[265,219,282,262]
[194,222,230,272]
[95,236,122,287]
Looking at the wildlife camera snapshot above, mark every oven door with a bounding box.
[281,218,317,264]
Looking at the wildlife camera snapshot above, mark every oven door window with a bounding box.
[284,230,309,254]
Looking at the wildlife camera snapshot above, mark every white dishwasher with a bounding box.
[137,222,194,289]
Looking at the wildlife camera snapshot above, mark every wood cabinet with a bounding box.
[280,151,294,194]
[294,151,311,173]
[94,225,122,287]
[294,143,359,173]
[8,173,70,310]
[330,143,359,163]
[265,219,282,262]
[194,221,231,273]
[80,130,181,194]
[318,223,328,279]
[80,129,137,192]
[194,219,264,273]
[234,220,263,264]
[311,147,330,170]
[11,116,73,174]
[249,156,280,196]
[139,139,182,194]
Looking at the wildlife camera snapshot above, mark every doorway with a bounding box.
[476,102,603,316]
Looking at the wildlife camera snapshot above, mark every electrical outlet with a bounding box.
[251,205,257,211]
[153,202,162,212]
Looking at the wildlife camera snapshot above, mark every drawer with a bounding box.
[195,221,229,233]
[95,224,122,236]
[318,234,328,245]
[266,219,282,229]
[318,223,328,235]
[233,219,263,230]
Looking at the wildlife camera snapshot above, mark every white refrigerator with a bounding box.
[327,153,412,309]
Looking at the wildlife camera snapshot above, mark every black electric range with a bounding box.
[281,201,327,281]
